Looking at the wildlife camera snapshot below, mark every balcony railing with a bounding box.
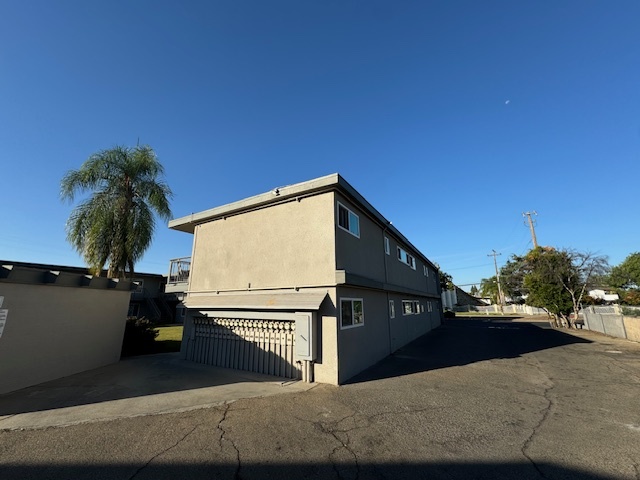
[168,257,191,284]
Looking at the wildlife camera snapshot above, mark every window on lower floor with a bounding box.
[389,300,395,319]
[127,303,140,317]
[341,298,364,329]
[402,300,415,315]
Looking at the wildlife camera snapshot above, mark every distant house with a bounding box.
[0,260,176,323]
[168,173,443,385]
[588,289,620,303]
[442,286,488,310]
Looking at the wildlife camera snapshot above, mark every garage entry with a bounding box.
[182,292,326,380]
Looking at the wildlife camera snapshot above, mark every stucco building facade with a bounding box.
[169,174,442,384]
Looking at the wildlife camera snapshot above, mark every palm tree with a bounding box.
[61,145,173,279]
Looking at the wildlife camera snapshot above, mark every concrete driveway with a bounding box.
[2,316,640,480]
[0,353,314,430]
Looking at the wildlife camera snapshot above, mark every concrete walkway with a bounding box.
[0,353,314,430]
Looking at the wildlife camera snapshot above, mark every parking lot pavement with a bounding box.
[0,352,313,430]
[2,317,640,480]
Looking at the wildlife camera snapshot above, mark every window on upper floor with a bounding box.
[337,202,360,238]
[384,236,390,255]
[389,300,395,319]
[341,298,364,329]
[397,247,416,269]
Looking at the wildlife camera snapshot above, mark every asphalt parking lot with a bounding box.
[2,316,640,480]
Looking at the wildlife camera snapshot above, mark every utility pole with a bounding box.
[522,211,538,248]
[487,249,504,308]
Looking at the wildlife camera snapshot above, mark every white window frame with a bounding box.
[133,279,144,292]
[402,300,415,315]
[337,202,360,238]
[423,265,428,276]
[397,247,416,270]
[340,297,365,329]
[389,300,395,319]
[384,236,390,255]
[413,300,420,314]
[428,301,433,312]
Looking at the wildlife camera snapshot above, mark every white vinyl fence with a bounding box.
[453,304,547,315]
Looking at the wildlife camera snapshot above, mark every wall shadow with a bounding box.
[345,316,592,385]
[0,349,287,417]
[1,460,619,480]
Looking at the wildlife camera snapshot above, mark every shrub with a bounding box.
[621,306,640,317]
[443,310,456,318]
[121,317,159,357]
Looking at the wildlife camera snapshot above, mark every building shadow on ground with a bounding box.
[1,460,618,480]
[346,316,592,385]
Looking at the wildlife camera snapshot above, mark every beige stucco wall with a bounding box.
[334,194,387,282]
[387,292,434,352]
[189,193,336,293]
[334,193,438,296]
[623,316,640,343]
[384,233,435,294]
[313,288,339,385]
[335,286,393,383]
[0,283,129,394]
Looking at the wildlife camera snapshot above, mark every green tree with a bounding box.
[609,252,640,290]
[508,247,608,327]
[480,276,499,304]
[469,285,479,296]
[61,145,172,279]
[439,270,454,291]
[499,255,527,302]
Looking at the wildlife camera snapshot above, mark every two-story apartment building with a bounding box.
[169,174,442,385]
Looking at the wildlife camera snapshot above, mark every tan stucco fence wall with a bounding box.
[0,280,130,395]
[623,316,640,343]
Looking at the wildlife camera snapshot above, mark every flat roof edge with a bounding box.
[168,173,341,233]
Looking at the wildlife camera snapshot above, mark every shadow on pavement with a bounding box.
[0,353,293,418]
[346,317,592,384]
[1,460,618,480]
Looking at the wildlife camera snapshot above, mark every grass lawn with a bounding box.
[154,325,183,353]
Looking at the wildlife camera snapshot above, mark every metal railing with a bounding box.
[168,257,191,283]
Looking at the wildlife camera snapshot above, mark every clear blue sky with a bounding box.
[1,1,638,290]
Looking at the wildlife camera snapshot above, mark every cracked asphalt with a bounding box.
[2,316,640,480]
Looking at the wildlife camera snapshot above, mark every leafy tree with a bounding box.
[523,248,575,326]
[469,285,479,296]
[480,276,499,304]
[61,145,172,279]
[439,270,454,291]
[508,247,608,327]
[609,252,640,290]
[499,255,527,302]
[620,290,640,306]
